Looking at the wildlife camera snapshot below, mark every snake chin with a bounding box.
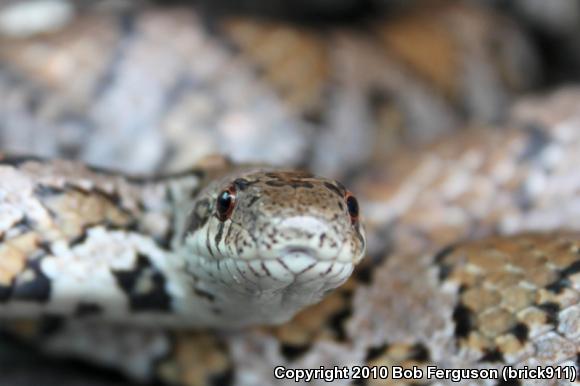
[231,256,355,325]
[195,252,355,294]
[184,252,355,327]
[276,249,354,285]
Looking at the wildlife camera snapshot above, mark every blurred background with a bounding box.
[2,0,579,180]
[0,0,579,384]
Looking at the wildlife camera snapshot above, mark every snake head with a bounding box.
[180,168,366,327]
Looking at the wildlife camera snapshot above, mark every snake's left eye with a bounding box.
[216,185,236,221]
[345,192,359,225]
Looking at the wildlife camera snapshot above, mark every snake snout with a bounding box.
[277,216,326,231]
[275,216,338,251]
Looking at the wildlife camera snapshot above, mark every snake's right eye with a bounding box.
[216,185,236,221]
[345,192,360,225]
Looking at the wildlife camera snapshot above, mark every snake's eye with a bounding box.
[345,192,359,225]
[216,185,236,221]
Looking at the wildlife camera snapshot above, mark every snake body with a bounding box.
[0,1,537,177]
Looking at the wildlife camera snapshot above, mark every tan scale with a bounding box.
[158,332,231,386]
[221,18,329,117]
[0,13,120,102]
[266,277,357,347]
[374,2,459,100]
[0,232,38,285]
[352,234,579,386]
[443,235,579,359]
[41,189,133,240]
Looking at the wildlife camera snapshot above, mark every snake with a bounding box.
[0,2,579,386]
[0,155,366,330]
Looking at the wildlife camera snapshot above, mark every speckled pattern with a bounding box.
[360,233,579,385]
[355,88,580,259]
[0,1,537,177]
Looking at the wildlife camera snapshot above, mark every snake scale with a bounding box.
[0,1,579,386]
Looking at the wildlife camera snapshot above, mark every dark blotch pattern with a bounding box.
[328,292,353,341]
[69,230,89,247]
[265,180,314,189]
[323,182,344,198]
[537,302,560,325]
[365,343,389,362]
[510,322,529,343]
[495,379,522,386]
[187,198,211,233]
[113,254,171,312]
[353,263,373,284]
[561,259,580,278]
[209,366,235,386]
[350,378,367,386]
[193,287,216,302]
[233,178,253,191]
[280,343,312,361]
[263,172,316,189]
[452,303,474,338]
[545,278,570,294]
[34,184,65,198]
[433,244,456,281]
[479,348,505,363]
[0,155,45,167]
[38,314,66,337]
[356,250,388,285]
[546,258,580,294]
[11,216,35,233]
[409,343,430,362]
[75,302,104,317]
[518,124,551,163]
[11,259,51,303]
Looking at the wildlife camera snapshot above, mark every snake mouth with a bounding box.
[279,247,320,278]
[283,246,315,255]
[273,246,354,286]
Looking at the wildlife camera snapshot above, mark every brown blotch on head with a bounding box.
[187,198,212,234]
[323,182,345,198]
